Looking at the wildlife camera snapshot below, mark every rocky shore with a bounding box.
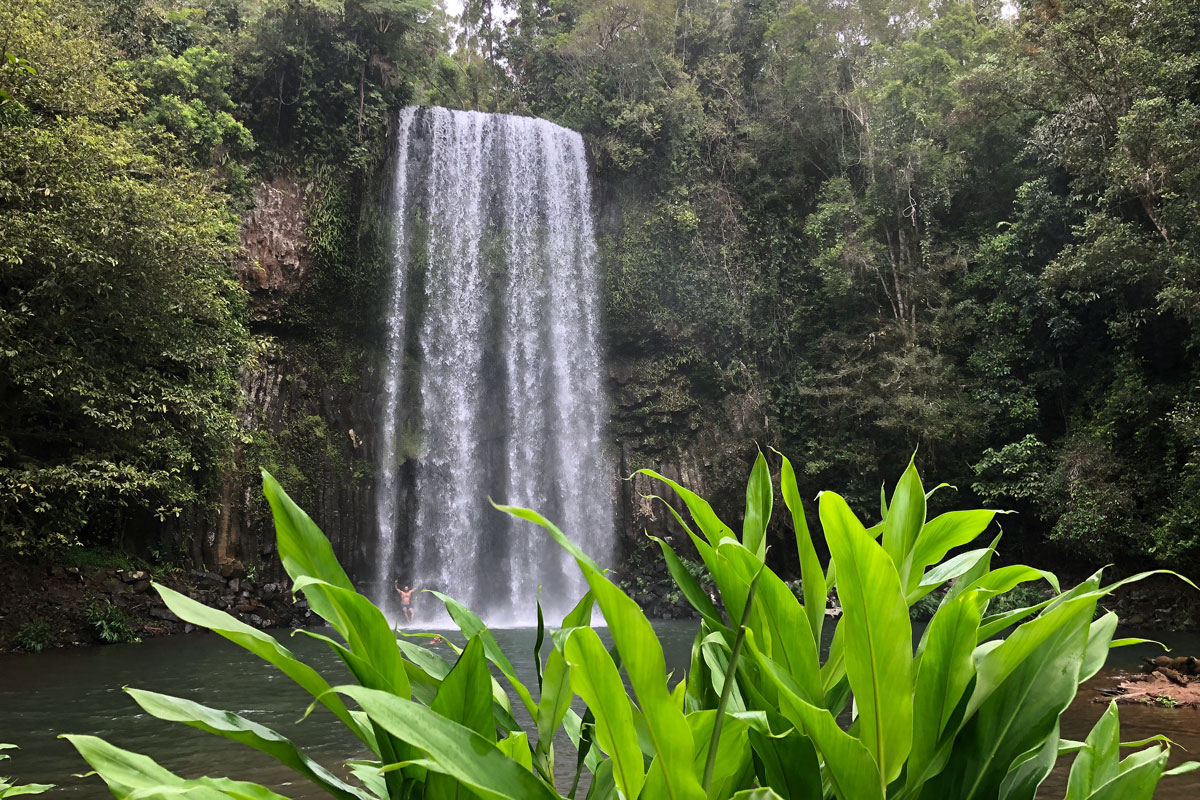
[0,559,316,652]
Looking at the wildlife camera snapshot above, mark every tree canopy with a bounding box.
[2,0,1199,575]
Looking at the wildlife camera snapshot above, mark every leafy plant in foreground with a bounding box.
[0,745,52,798]
[63,459,1198,800]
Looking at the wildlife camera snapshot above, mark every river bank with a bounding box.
[3,552,1197,652]
[0,559,317,652]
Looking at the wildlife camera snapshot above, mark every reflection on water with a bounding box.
[1,623,1197,797]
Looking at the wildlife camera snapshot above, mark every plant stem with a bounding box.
[703,567,762,794]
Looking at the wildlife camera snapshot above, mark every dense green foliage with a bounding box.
[3,0,1200,577]
[0,0,249,553]
[66,464,1197,798]
[456,0,1200,570]
[0,0,445,556]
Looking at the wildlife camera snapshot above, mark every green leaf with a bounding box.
[752,647,883,800]
[261,470,354,596]
[909,510,1000,595]
[534,594,546,692]
[152,584,368,745]
[635,469,736,545]
[335,686,559,800]
[908,590,983,791]
[742,449,772,560]
[496,732,533,774]
[563,628,645,800]
[746,727,821,800]
[63,735,288,800]
[651,534,722,622]
[881,458,925,588]
[820,491,913,787]
[428,590,536,717]
[997,724,1061,800]
[432,635,496,740]
[1065,702,1121,800]
[533,641,572,779]
[717,543,821,704]
[1084,746,1168,800]
[497,503,706,800]
[689,711,753,800]
[534,592,597,780]
[291,577,409,698]
[925,592,1099,799]
[124,689,371,800]
[775,450,827,647]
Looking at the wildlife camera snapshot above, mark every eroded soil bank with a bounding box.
[0,559,316,652]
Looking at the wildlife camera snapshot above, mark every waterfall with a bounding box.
[373,107,614,624]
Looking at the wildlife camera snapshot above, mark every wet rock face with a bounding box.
[236,177,312,320]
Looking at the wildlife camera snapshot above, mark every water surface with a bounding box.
[2,623,1197,797]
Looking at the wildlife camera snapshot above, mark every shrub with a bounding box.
[85,599,141,645]
[63,458,1199,800]
[13,620,51,653]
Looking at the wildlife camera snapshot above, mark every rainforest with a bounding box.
[3,0,1199,584]
[4,0,1200,798]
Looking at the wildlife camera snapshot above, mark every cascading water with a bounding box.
[373,106,614,624]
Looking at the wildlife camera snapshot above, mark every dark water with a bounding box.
[1,623,1197,798]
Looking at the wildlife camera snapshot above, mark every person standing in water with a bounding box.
[394,581,418,623]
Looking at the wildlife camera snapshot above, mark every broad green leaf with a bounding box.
[908,591,983,792]
[496,732,533,773]
[651,534,722,622]
[346,761,387,800]
[701,633,747,712]
[124,689,371,800]
[635,469,735,545]
[742,449,771,560]
[909,510,1000,594]
[152,584,367,745]
[533,642,572,778]
[976,598,1055,642]
[563,628,645,800]
[775,450,827,647]
[432,636,495,740]
[64,735,286,800]
[1085,746,1168,800]
[881,458,925,588]
[820,491,913,786]
[913,548,991,595]
[924,593,1098,800]
[498,504,705,800]
[997,723,1061,800]
[428,590,536,717]
[290,577,409,698]
[584,759,615,800]
[262,470,354,596]
[752,647,883,800]
[688,712,752,800]
[534,590,598,779]
[1065,702,1121,800]
[1080,613,1118,683]
[718,543,821,704]
[335,686,558,800]
[746,728,821,800]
